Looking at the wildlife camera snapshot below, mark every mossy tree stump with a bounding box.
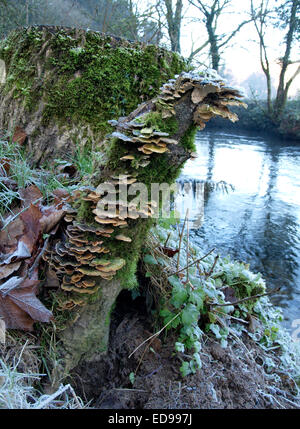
[0,26,186,165]
[0,26,245,383]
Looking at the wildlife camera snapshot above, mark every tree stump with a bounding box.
[0,26,245,383]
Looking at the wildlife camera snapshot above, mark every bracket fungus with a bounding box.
[44,71,245,313]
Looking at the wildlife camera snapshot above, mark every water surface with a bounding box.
[179,130,300,327]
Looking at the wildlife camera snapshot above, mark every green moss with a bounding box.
[106,218,155,289]
[1,27,187,141]
[139,112,179,135]
[76,199,94,223]
[138,154,183,185]
[180,124,197,152]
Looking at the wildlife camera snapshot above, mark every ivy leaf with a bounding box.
[209,323,222,339]
[175,342,185,353]
[129,372,135,385]
[171,284,188,309]
[181,304,199,326]
[168,275,182,288]
[188,290,204,310]
[193,341,201,353]
[143,254,158,265]
[180,361,192,377]
[160,309,180,328]
[193,352,202,369]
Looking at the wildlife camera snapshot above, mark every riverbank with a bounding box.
[205,100,300,142]
[1,224,300,409]
[1,127,300,409]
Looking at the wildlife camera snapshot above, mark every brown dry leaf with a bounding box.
[0,241,31,265]
[223,287,237,304]
[12,127,27,146]
[158,247,179,258]
[57,163,77,178]
[0,157,11,175]
[0,261,22,280]
[0,217,24,254]
[51,188,72,207]
[0,318,5,344]
[19,184,43,207]
[19,203,43,254]
[0,272,53,331]
[40,205,66,234]
[44,268,60,288]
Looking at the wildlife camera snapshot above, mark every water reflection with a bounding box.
[179,130,300,326]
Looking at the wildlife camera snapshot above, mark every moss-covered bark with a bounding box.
[0,26,245,384]
[0,26,186,165]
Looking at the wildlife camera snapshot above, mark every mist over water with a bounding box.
[179,130,300,328]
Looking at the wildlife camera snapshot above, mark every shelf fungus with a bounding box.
[43,72,245,312]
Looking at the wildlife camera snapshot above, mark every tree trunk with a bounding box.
[273,0,299,121]
[0,26,186,166]
[0,26,244,383]
[164,0,183,53]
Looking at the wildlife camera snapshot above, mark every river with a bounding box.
[178,129,300,329]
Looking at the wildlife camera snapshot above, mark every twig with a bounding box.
[212,308,249,324]
[211,288,281,307]
[205,255,219,278]
[186,210,189,283]
[168,248,215,278]
[112,388,147,393]
[34,384,82,409]
[176,210,188,271]
[128,312,181,359]
[164,231,171,248]
[28,236,49,278]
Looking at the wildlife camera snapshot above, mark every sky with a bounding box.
[162,0,299,96]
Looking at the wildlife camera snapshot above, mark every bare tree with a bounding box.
[251,0,300,120]
[188,0,253,71]
[162,0,184,53]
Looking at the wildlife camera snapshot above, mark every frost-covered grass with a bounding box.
[0,334,85,409]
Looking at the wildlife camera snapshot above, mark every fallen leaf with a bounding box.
[0,217,24,254]
[12,127,27,146]
[0,261,22,280]
[19,203,43,254]
[223,287,237,304]
[51,188,72,208]
[19,185,43,207]
[158,247,179,258]
[40,206,65,234]
[57,163,77,178]
[0,272,53,330]
[0,241,31,265]
[0,157,11,175]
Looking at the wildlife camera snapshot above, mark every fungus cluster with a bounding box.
[43,199,126,309]
[107,72,246,169]
[44,72,245,311]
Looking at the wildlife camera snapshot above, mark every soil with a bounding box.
[71,290,300,409]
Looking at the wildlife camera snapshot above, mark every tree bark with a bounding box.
[273,0,299,120]
[0,25,186,165]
